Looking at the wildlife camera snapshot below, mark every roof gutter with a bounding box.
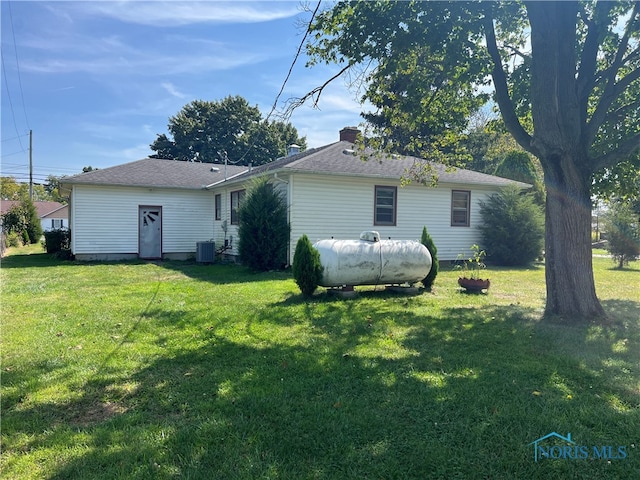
[203,169,250,189]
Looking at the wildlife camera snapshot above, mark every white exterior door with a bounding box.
[139,206,162,259]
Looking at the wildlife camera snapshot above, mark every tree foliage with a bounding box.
[1,176,67,203]
[237,176,290,271]
[1,198,43,244]
[1,177,21,200]
[45,175,68,203]
[150,96,307,166]
[493,150,545,205]
[305,0,640,321]
[604,199,640,268]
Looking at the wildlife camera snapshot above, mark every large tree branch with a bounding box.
[503,44,531,61]
[482,12,534,155]
[605,97,640,123]
[592,131,640,170]
[282,63,353,119]
[586,2,640,145]
[576,2,614,118]
[612,65,640,93]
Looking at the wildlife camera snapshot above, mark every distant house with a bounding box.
[0,200,68,232]
[62,128,529,262]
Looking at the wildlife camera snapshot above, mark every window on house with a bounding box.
[374,186,397,226]
[215,194,222,221]
[230,189,245,225]
[451,190,471,227]
[51,219,63,229]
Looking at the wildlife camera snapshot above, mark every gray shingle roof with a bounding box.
[234,141,531,188]
[61,158,248,190]
[0,200,67,217]
[60,145,530,191]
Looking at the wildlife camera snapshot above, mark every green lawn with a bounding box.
[1,245,639,479]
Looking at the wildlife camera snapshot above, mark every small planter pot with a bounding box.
[458,277,490,293]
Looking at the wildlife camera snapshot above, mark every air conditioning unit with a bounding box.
[196,241,215,263]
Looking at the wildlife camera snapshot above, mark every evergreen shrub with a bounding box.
[237,176,290,271]
[420,226,438,289]
[292,234,322,296]
[478,185,544,266]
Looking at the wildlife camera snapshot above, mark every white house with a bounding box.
[207,127,530,262]
[62,128,529,262]
[0,200,69,232]
[61,159,246,261]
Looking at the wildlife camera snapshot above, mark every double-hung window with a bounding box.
[451,190,471,227]
[215,194,222,221]
[374,186,397,226]
[230,189,245,225]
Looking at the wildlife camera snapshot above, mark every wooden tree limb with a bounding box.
[576,2,613,115]
[586,2,640,145]
[482,10,534,155]
[282,63,354,119]
[592,131,640,171]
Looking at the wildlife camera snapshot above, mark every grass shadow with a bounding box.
[3,253,638,479]
[20,299,635,479]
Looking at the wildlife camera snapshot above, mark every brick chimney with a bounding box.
[339,126,360,143]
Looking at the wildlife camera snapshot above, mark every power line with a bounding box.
[6,0,30,129]
[266,0,322,123]
[1,133,30,143]
[1,55,27,153]
[234,0,322,165]
[0,149,28,158]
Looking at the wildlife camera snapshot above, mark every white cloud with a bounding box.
[120,143,155,161]
[22,49,264,76]
[161,82,189,99]
[73,1,300,27]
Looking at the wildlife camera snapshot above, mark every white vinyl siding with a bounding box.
[70,185,213,256]
[286,174,496,262]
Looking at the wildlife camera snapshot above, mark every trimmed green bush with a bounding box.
[43,229,71,254]
[237,176,291,271]
[420,226,438,289]
[292,234,323,296]
[478,185,544,266]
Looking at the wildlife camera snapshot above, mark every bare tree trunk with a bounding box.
[543,158,605,321]
[525,2,606,322]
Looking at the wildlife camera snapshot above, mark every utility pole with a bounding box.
[29,129,33,201]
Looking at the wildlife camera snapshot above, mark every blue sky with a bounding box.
[1,1,365,183]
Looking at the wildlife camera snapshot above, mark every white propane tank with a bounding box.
[313,231,432,287]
